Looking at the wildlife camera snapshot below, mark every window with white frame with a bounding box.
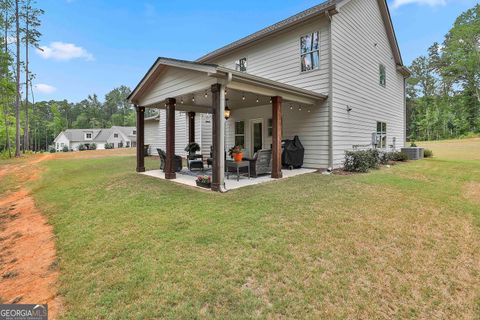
[267,118,273,137]
[85,132,92,140]
[379,64,386,87]
[300,31,320,72]
[114,133,119,138]
[376,122,387,148]
[234,121,245,148]
[235,58,247,72]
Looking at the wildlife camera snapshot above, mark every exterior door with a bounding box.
[251,119,263,156]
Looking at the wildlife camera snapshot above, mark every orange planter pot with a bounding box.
[233,153,243,162]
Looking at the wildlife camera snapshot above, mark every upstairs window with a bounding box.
[379,64,386,87]
[376,122,387,149]
[300,31,319,72]
[114,133,119,138]
[235,58,247,72]
[85,133,92,140]
[132,130,136,135]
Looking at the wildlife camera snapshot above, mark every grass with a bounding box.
[8,141,479,319]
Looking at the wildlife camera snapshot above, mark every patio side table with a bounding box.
[226,160,250,182]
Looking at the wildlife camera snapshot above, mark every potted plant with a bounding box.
[228,145,243,162]
[196,175,211,188]
[185,142,201,159]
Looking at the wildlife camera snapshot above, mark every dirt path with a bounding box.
[0,154,62,319]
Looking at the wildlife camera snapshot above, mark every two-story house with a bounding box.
[128,0,409,191]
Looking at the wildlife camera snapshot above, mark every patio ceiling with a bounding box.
[128,57,328,112]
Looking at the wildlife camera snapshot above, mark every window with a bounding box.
[235,57,247,72]
[267,118,273,137]
[114,133,119,138]
[300,31,320,72]
[376,122,387,149]
[234,121,245,147]
[61,143,64,147]
[85,133,92,139]
[56,143,59,149]
[132,130,136,135]
[379,64,386,87]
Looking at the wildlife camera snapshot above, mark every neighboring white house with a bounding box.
[129,0,409,172]
[53,126,137,151]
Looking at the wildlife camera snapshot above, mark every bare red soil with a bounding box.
[0,154,62,318]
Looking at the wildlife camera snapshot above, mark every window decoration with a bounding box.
[300,31,320,72]
[235,58,247,72]
[379,64,386,87]
[234,121,245,148]
[376,122,387,149]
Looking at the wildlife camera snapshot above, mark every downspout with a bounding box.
[326,10,334,169]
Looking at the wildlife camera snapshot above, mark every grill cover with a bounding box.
[282,136,305,169]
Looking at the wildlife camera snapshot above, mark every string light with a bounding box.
[204,91,208,98]
[289,105,293,110]
[180,97,184,104]
[192,96,195,103]
[242,93,246,101]
[269,98,272,103]
[298,106,302,111]
[256,97,259,103]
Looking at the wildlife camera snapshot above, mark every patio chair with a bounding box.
[245,149,272,177]
[157,148,183,172]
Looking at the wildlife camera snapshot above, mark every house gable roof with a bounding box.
[195,0,409,75]
[196,0,340,63]
[128,58,328,105]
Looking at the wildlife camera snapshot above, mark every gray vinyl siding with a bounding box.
[207,16,331,168]
[138,68,217,107]
[331,0,405,167]
[225,103,329,168]
[208,17,330,96]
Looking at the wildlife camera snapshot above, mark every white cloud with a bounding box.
[34,84,57,94]
[391,0,447,8]
[37,42,94,61]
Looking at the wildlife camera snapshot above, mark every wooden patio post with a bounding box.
[135,105,145,173]
[188,112,196,144]
[165,98,176,179]
[271,96,283,179]
[211,83,225,192]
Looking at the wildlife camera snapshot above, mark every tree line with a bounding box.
[0,0,149,157]
[406,4,480,141]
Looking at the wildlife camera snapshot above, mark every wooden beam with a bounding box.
[165,98,176,179]
[271,96,283,179]
[136,106,145,173]
[211,83,225,192]
[188,112,196,144]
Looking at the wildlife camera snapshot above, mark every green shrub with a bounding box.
[105,143,114,149]
[78,144,87,151]
[62,146,69,152]
[49,147,56,153]
[424,149,433,158]
[0,148,15,159]
[89,143,97,150]
[389,151,408,162]
[344,150,380,173]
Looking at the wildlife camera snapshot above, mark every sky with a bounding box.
[29,0,479,102]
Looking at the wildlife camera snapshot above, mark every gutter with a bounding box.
[326,10,334,170]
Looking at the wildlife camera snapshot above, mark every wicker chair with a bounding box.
[245,149,272,177]
[157,148,183,172]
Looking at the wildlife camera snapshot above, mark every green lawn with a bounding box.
[19,142,480,318]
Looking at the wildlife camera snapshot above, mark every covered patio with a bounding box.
[128,58,327,192]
